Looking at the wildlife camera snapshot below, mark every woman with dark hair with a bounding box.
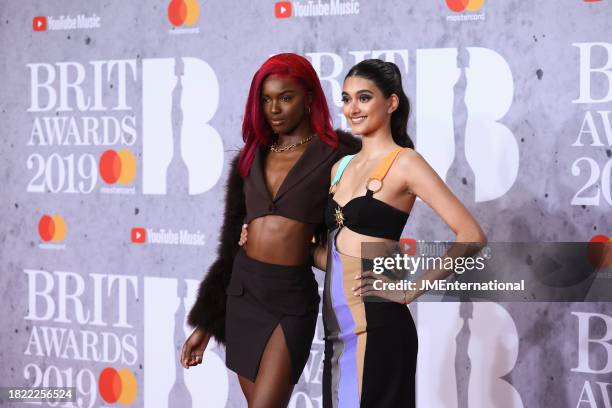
[320,59,487,407]
[179,53,359,407]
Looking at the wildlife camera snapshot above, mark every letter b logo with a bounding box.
[142,58,223,195]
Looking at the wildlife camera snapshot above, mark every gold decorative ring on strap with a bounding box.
[366,178,383,193]
[365,147,405,193]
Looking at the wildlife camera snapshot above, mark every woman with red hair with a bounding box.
[181,53,359,407]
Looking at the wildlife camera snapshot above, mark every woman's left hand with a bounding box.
[352,270,414,304]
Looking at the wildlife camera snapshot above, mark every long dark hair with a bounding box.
[345,59,414,149]
[239,53,338,177]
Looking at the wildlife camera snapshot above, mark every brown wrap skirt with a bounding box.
[225,248,320,384]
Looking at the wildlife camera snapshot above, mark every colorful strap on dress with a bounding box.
[331,154,356,186]
[369,147,405,182]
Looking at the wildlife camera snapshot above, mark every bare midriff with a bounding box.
[334,226,395,259]
[245,215,315,266]
[243,142,318,266]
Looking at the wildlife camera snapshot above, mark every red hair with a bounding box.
[239,53,338,177]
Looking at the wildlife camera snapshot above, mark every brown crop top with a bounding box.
[186,130,359,344]
[243,135,357,225]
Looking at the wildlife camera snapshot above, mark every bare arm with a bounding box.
[401,149,487,302]
[311,159,344,272]
[354,149,487,304]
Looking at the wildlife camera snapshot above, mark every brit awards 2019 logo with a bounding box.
[23,269,139,406]
[26,57,224,197]
[571,311,612,406]
[571,42,612,207]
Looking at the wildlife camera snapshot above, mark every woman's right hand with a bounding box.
[238,224,248,246]
[180,327,211,369]
[313,244,328,271]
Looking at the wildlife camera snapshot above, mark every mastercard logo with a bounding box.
[99,149,136,185]
[168,0,200,27]
[446,0,486,12]
[587,235,612,269]
[98,367,138,405]
[38,215,66,242]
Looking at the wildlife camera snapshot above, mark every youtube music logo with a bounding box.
[33,16,47,31]
[131,227,147,244]
[275,1,292,18]
[274,0,360,18]
[400,238,417,255]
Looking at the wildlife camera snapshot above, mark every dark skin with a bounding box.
[181,74,316,407]
[246,74,316,266]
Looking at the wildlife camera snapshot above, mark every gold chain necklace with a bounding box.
[270,134,313,153]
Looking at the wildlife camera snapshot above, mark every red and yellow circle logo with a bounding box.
[38,215,66,242]
[587,235,612,269]
[446,0,486,12]
[99,149,137,185]
[98,367,138,405]
[168,0,200,27]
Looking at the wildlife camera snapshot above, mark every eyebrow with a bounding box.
[262,89,297,96]
[342,89,374,96]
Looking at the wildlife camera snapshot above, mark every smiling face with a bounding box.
[341,76,397,136]
[261,74,310,136]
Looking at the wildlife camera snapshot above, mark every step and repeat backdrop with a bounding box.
[1,0,611,407]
